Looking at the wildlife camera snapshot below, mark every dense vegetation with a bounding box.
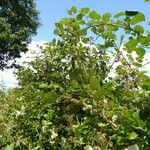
[0,2,150,150]
[0,0,39,69]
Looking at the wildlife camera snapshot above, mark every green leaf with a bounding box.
[124,38,138,53]
[55,22,62,29]
[90,76,100,90]
[133,126,143,131]
[44,91,57,104]
[95,90,104,100]
[67,10,72,15]
[75,125,89,133]
[71,6,77,14]
[82,37,89,43]
[136,47,145,57]
[89,11,101,20]
[128,132,138,140]
[131,12,145,24]
[134,25,144,34]
[76,13,83,20]
[81,7,90,14]
[103,13,111,21]
[114,12,125,18]
[5,143,14,150]
[94,82,113,100]
[144,0,150,2]
[80,29,87,36]
[133,62,142,68]
[97,122,106,127]
[60,18,69,24]
[141,34,150,46]
[54,29,60,35]
[71,80,79,89]
[125,11,138,16]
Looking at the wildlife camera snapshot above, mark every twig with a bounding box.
[143,61,150,66]
[63,95,88,108]
[102,111,117,128]
[105,36,125,78]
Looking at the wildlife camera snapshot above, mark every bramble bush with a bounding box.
[1,6,150,150]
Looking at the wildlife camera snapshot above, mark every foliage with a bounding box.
[144,0,150,2]
[1,7,150,150]
[0,0,39,70]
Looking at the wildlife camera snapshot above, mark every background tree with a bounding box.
[0,0,39,70]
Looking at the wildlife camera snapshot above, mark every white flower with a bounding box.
[84,145,93,150]
[16,105,25,117]
[125,144,139,150]
[51,131,58,139]
[112,115,118,122]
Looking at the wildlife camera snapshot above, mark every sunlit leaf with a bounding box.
[97,122,106,127]
[134,25,144,34]
[5,143,14,150]
[89,11,101,20]
[81,7,90,14]
[90,76,100,90]
[128,132,138,140]
[131,12,145,24]
[114,12,125,18]
[136,47,145,57]
[71,6,77,14]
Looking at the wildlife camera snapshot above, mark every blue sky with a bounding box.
[33,0,150,41]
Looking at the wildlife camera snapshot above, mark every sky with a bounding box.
[0,41,45,88]
[33,0,150,41]
[0,0,150,89]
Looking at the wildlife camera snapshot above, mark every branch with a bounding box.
[102,111,117,128]
[86,22,140,36]
[63,96,88,108]
[143,61,150,66]
[62,95,117,128]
